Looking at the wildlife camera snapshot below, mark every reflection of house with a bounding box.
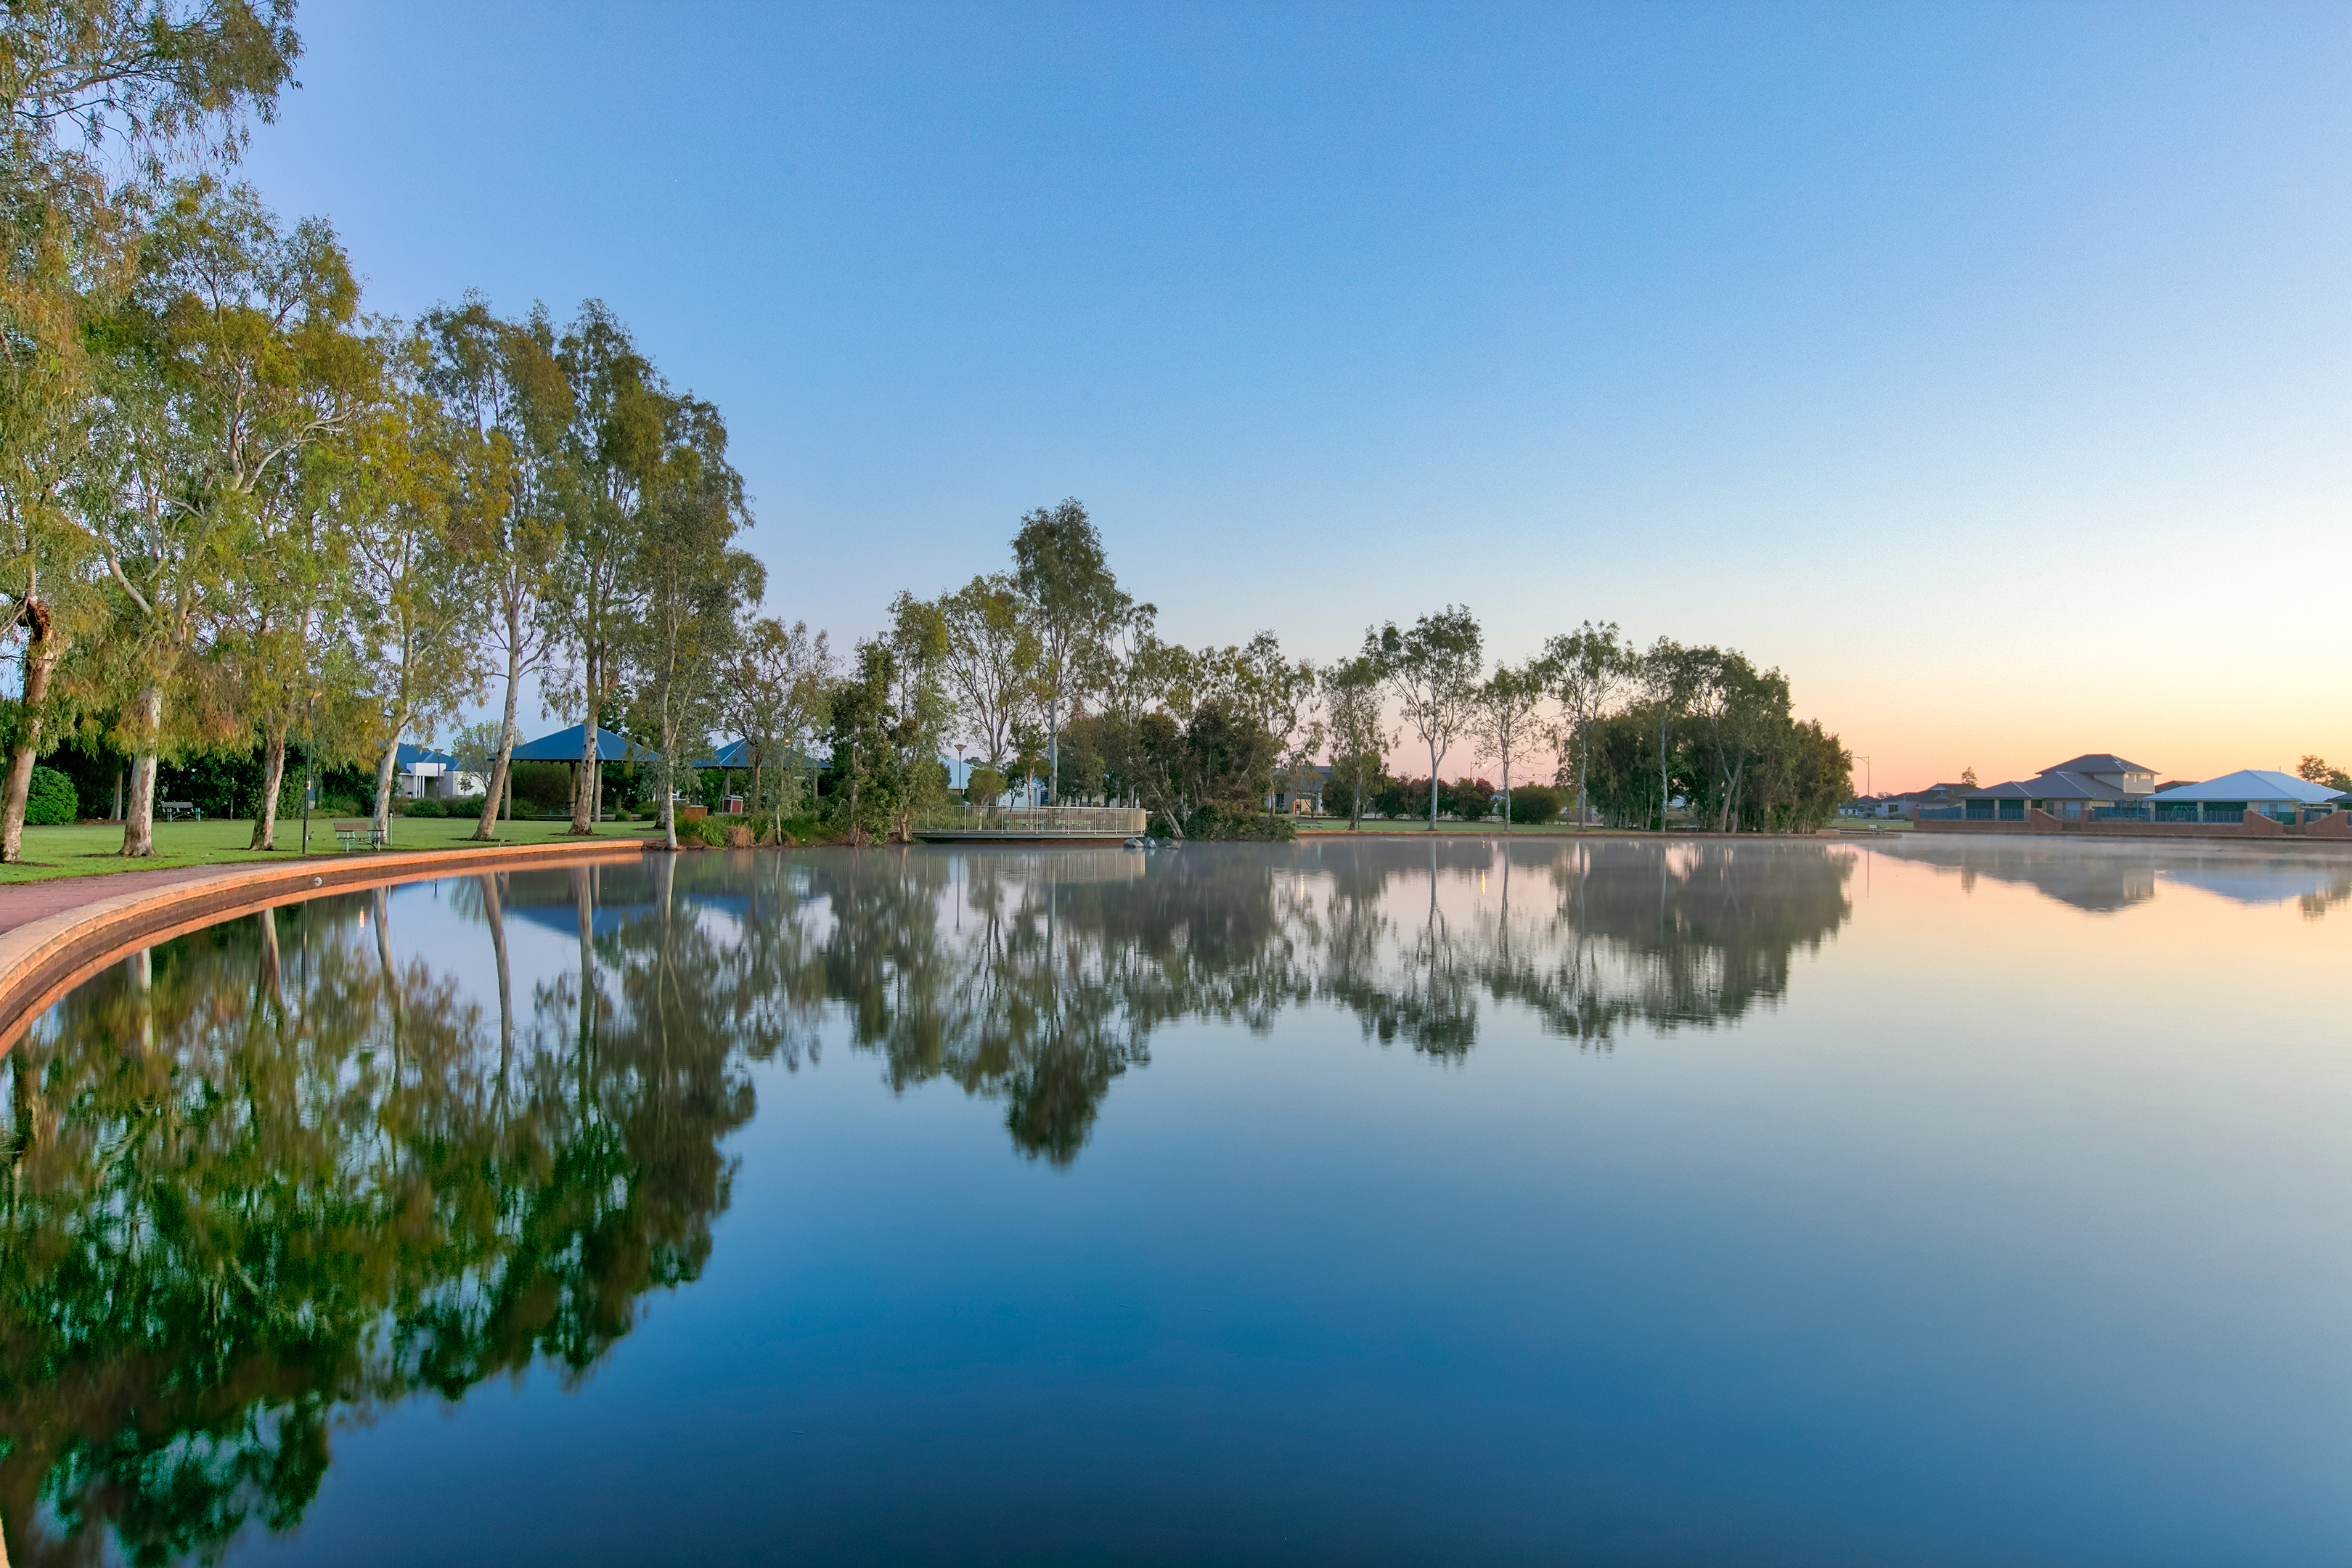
[396,743,483,800]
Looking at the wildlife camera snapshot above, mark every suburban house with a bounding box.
[2136,770,2342,823]
[1956,754,2158,821]
[1856,782,1973,820]
[1271,764,1329,815]
[1920,751,2344,837]
[396,743,483,801]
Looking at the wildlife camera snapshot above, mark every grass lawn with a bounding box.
[0,817,661,884]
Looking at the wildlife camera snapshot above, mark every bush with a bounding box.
[1442,777,1497,820]
[511,761,572,814]
[1178,804,1297,842]
[1508,785,1561,825]
[317,793,364,817]
[24,766,77,825]
[407,798,444,818]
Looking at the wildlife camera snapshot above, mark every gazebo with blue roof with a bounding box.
[510,724,656,822]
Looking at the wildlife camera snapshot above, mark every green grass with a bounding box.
[0,816,661,884]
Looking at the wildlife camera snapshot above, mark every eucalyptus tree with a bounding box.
[553,301,666,832]
[1012,497,1127,804]
[622,395,758,852]
[1470,658,1545,830]
[1231,629,1315,820]
[1629,636,1701,831]
[221,398,379,850]
[0,3,300,852]
[1539,619,1627,828]
[937,571,1036,771]
[89,178,364,855]
[1687,648,1789,833]
[348,338,474,837]
[1364,605,1482,830]
[0,409,102,862]
[1322,653,1391,830]
[420,298,573,842]
[724,616,832,836]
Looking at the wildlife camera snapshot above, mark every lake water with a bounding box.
[3,838,2348,1566]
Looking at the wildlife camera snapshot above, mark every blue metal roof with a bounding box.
[691,737,754,769]
[510,724,655,764]
[396,743,457,769]
[2151,769,2337,804]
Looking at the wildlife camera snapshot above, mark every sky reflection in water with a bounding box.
[3,838,2348,1567]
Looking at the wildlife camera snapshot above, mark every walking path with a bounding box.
[0,865,228,937]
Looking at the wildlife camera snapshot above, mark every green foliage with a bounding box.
[510,761,571,813]
[406,797,445,818]
[1442,777,1496,820]
[1370,774,1423,820]
[823,629,950,843]
[1095,698,1278,840]
[23,765,77,824]
[1180,804,1297,841]
[965,765,1006,805]
[1508,785,1561,824]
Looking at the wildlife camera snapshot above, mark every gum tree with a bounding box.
[1539,619,1628,828]
[1471,658,1545,830]
[1012,497,1126,804]
[1365,605,1482,830]
[420,297,573,844]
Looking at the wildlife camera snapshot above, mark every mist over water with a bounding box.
[4,839,2347,1566]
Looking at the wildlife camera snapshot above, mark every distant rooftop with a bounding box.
[2041,754,2154,775]
[2147,769,2340,804]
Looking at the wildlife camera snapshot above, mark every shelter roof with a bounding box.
[510,724,654,764]
[2149,769,2339,804]
[692,738,754,769]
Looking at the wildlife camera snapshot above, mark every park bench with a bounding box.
[157,801,203,821]
[332,819,384,852]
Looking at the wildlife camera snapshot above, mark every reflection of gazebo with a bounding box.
[511,724,656,821]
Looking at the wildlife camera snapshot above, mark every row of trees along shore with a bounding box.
[828,502,1853,843]
[0,4,1849,857]
[0,1,783,856]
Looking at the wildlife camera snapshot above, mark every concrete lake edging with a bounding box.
[0,837,652,1055]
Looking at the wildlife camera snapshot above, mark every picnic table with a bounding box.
[332,819,385,851]
[157,801,203,822]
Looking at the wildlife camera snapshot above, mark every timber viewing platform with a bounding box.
[912,806,1149,843]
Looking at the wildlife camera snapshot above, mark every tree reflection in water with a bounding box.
[0,838,1855,1564]
[0,860,777,1567]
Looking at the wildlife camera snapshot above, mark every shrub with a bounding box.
[318,794,364,818]
[724,823,755,849]
[511,761,572,814]
[1179,804,1297,842]
[1508,785,1561,825]
[407,798,444,818]
[1442,777,1496,820]
[24,766,77,825]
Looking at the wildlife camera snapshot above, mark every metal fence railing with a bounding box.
[915,805,1151,837]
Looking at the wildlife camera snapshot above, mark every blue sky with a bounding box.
[241,1,2352,786]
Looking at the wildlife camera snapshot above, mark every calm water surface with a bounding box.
[3,838,2348,1566]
